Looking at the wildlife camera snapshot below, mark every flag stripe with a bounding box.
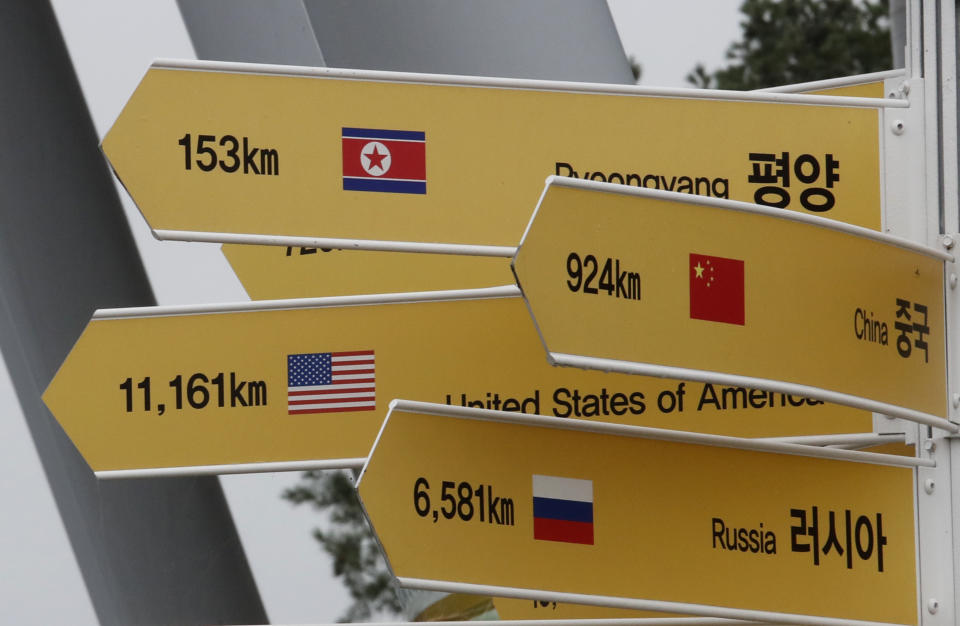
[289,401,374,409]
[342,127,425,141]
[288,383,374,394]
[343,178,426,194]
[289,402,376,414]
[533,518,594,545]
[290,394,375,408]
[532,474,593,502]
[330,350,375,358]
[288,392,375,403]
[290,385,374,398]
[533,496,594,523]
[342,175,426,183]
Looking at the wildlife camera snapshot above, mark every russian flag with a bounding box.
[532,474,594,545]
[341,127,426,194]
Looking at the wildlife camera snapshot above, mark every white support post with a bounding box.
[915,430,955,625]
[907,2,960,625]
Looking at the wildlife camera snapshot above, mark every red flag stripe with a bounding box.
[533,517,594,545]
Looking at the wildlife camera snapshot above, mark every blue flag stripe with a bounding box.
[341,127,425,141]
[533,496,594,523]
[343,178,426,194]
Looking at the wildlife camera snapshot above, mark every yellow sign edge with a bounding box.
[396,577,913,626]
[548,352,957,435]
[93,284,521,320]
[152,57,909,110]
[95,458,367,480]
[358,401,926,489]
[756,68,906,94]
[526,177,952,262]
[152,229,517,257]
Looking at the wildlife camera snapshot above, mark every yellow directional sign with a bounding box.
[495,438,918,622]
[104,61,886,254]
[512,177,949,424]
[43,291,872,473]
[357,402,917,624]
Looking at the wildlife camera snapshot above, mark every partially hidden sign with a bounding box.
[224,245,514,299]
[43,290,872,474]
[511,177,950,425]
[357,402,917,624]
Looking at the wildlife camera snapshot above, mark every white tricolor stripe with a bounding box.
[532,474,593,502]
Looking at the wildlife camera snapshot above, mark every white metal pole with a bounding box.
[910,2,959,625]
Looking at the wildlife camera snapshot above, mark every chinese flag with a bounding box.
[689,253,745,325]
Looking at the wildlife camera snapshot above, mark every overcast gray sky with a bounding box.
[0,2,743,623]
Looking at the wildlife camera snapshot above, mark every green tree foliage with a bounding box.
[628,54,643,83]
[283,470,403,622]
[687,0,891,90]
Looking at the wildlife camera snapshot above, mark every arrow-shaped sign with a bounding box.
[511,177,953,429]
[43,287,873,476]
[357,401,918,625]
[103,60,891,254]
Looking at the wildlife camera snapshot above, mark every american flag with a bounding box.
[287,351,375,414]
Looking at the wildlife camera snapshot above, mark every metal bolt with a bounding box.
[944,235,956,249]
[924,439,936,453]
[891,119,906,135]
[952,274,959,289]
[928,598,939,614]
[925,478,936,494]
